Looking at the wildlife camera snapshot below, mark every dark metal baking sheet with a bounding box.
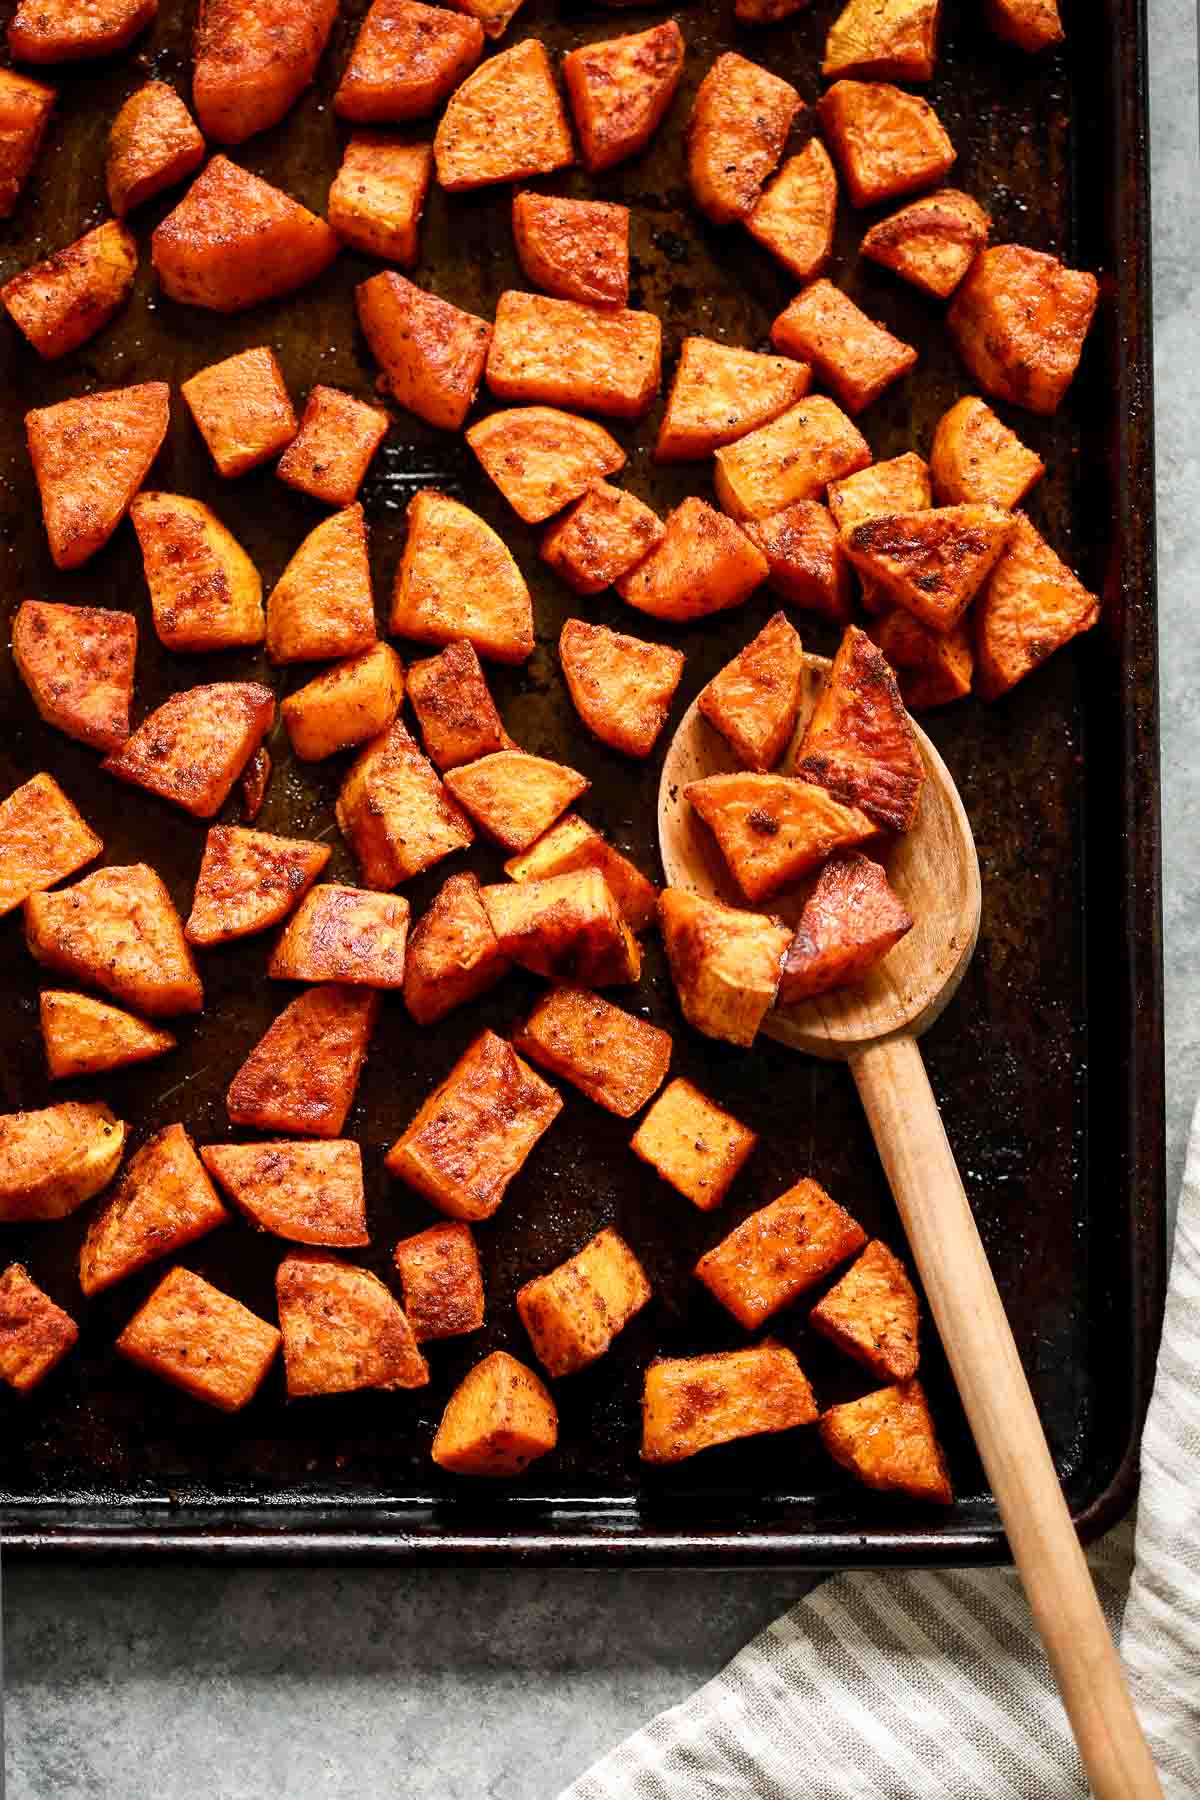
[0,0,1163,1565]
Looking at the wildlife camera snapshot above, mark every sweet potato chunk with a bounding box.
[25,864,202,1016]
[974,512,1099,700]
[2,219,136,359]
[687,772,877,902]
[0,68,54,218]
[269,884,409,987]
[0,1265,77,1393]
[512,192,629,309]
[0,775,101,919]
[823,0,940,81]
[443,0,526,38]
[445,751,588,852]
[432,1350,557,1475]
[116,1267,280,1413]
[984,0,1063,52]
[778,850,912,1004]
[541,482,663,595]
[267,504,376,665]
[406,641,502,771]
[282,644,405,763]
[467,406,626,525]
[505,815,656,934]
[630,1078,756,1211]
[686,51,801,226]
[827,451,932,534]
[26,381,169,570]
[873,607,974,710]
[746,140,838,282]
[655,338,811,464]
[434,38,573,190]
[79,1123,229,1297]
[12,601,135,753]
[518,1227,650,1378]
[228,985,379,1138]
[697,1178,866,1327]
[240,748,271,822]
[480,869,640,986]
[947,244,1099,416]
[152,157,338,312]
[861,188,989,299]
[658,887,791,1048]
[617,497,768,622]
[771,281,917,416]
[106,80,204,217]
[930,396,1044,510]
[103,682,275,819]
[182,349,297,481]
[328,135,432,265]
[391,489,533,664]
[842,504,1016,632]
[714,398,872,521]
[186,826,330,947]
[336,718,474,889]
[791,624,925,833]
[513,987,671,1118]
[811,1239,920,1381]
[131,493,263,653]
[0,1102,125,1223]
[562,20,683,174]
[276,1251,428,1397]
[393,1222,483,1341]
[357,270,491,431]
[193,0,339,144]
[818,80,954,209]
[559,619,684,759]
[698,612,804,773]
[742,504,852,623]
[404,871,509,1024]
[41,991,175,1080]
[386,1029,561,1220]
[277,385,389,507]
[334,0,483,124]
[820,1378,951,1502]
[485,292,661,422]
[200,1140,368,1246]
[642,1340,816,1463]
[9,0,154,62]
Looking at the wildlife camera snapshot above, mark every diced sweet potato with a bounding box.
[116,1267,280,1413]
[559,619,684,760]
[356,270,491,431]
[513,987,671,1118]
[770,280,917,416]
[512,192,629,310]
[641,1340,816,1463]
[106,80,204,217]
[0,1265,77,1393]
[541,482,663,596]
[405,641,502,771]
[0,1101,125,1223]
[873,607,974,710]
[152,157,339,312]
[185,826,330,947]
[658,887,791,1047]
[240,748,271,822]
[505,816,656,933]
[8,0,154,62]
[984,0,1064,52]
[467,405,626,525]
[630,1077,756,1211]
[443,0,526,38]
[182,346,297,479]
[2,218,136,359]
[25,864,202,1016]
[386,1029,561,1219]
[778,850,912,1003]
[26,381,169,570]
[817,79,955,209]
[404,871,509,1024]
[282,644,405,762]
[861,188,990,299]
[267,504,376,665]
[485,292,661,422]
[12,601,135,753]
[518,1227,650,1378]
[336,718,474,889]
[811,1239,920,1380]
[698,612,804,773]
[842,503,1016,632]
[823,0,940,81]
[686,772,877,902]
[947,244,1099,416]
[391,489,533,664]
[0,775,102,919]
[974,511,1099,700]
[481,868,640,985]
[445,751,588,852]
[791,624,925,833]
[617,497,768,621]
[713,398,873,521]
[930,396,1044,510]
[827,451,932,534]
[0,68,54,218]
[334,0,483,124]
[431,1350,557,1475]
[686,51,801,226]
[276,1250,428,1397]
[655,338,811,464]
[79,1122,229,1297]
[277,385,389,507]
[742,504,852,622]
[329,136,432,265]
[227,985,380,1137]
[41,991,175,1080]
[200,1139,368,1245]
[393,1222,484,1342]
[745,140,838,282]
[193,0,338,144]
[103,682,275,819]
[434,38,574,190]
[697,1178,866,1326]
[820,1378,951,1502]
[131,493,263,653]
[562,20,683,174]
[269,884,409,987]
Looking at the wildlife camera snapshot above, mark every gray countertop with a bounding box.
[6,5,1200,1796]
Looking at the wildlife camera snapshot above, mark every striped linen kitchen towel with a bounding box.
[559,1102,1200,1800]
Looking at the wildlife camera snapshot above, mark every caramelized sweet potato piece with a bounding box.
[642,1340,816,1463]
[434,39,574,190]
[559,618,684,759]
[746,140,838,282]
[658,887,791,1047]
[131,493,263,653]
[0,68,54,218]
[391,489,533,663]
[200,1139,368,1246]
[823,0,941,81]
[687,51,801,226]
[820,1378,951,1502]
[276,1251,428,1396]
[828,452,931,615]
[26,381,169,570]
[445,751,588,852]
[404,870,509,1024]
[811,1239,920,1381]
[512,192,629,310]
[513,987,671,1118]
[480,868,640,986]
[79,1122,229,1297]
[193,0,339,144]
[697,1178,866,1326]
[9,0,154,62]
[518,1227,650,1378]
[393,1222,484,1342]
[406,640,503,771]
[41,991,175,1080]
[467,405,626,524]
[186,826,330,947]
[0,1265,77,1392]
[328,135,432,265]
[2,218,136,359]
[25,864,202,1016]
[485,292,661,421]
[277,385,389,507]
[655,338,811,463]
[357,269,490,431]
[947,244,1099,416]
[541,481,663,595]
[334,0,483,124]
[714,398,872,521]
[387,1029,561,1219]
[984,0,1064,52]
[228,985,379,1138]
[267,504,376,665]
[817,79,954,209]
[743,503,852,622]
[842,503,1016,632]
[0,775,101,919]
[103,682,275,819]
[443,0,527,39]
[698,612,804,773]
[432,1350,557,1475]
[790,624,925,832]
[630,1078,756,1211]
[617,497,768,621]
[0,1102,125,1223]
[336,718,474,888]
[930,396,1044,510]
[778,850,912,1003]
[269,884,409,987]
[873,607,974,710]
[182,346,297,478]
[282,644,405,762]
[562,20,683,174]
[687,771,877,902]
[116,1267,280,1413]
[505,815,656,934]
[107,80,204,217]
[152,157,338,311]
[861,188,989,299]
[12,601,135,752]
[974,512,1099,700]
[771,280,917,416]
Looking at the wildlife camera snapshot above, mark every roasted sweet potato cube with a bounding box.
[336,719,474,889]
[12,601,135,753]
[267,504,376,665]
[770,280,917,416]
[434,38,574,190]
[41,991,175,1080]
[107,80,204,217]
[823,0,940,81]
[817,80,955,209]
[861,188,989,300]
[745,140,838,282]
[116,1267,280,1413]
[443,0,526,38]
[0,1102,125,1223]
[0,68,54,218]
[432,1350,557,1475]
[485,292,661,422]
[200,1139,368,1245]
[193,0,338,144]
[329,136,432,265]
[541,482,663,595]
[334,0,484,124]
[811,1239,920,1380]
[2,218,136,360]
[356,270,491,431]
[617,497,768,622]
[467,406,626,525]
[505,816,656,934]
[0,1265,77,1393]
[686,772,877,902]
[228,985,379,1138]
[131,493,263,653]
[282,644,405,763]
[641,1340,816,1463]
[658,887,792,1047]
[153,157,338,312]
[25,864,202,1016]
[820,1378,951,1502]
[0,775,101,919]
[984,0,1063,52]
[513,987,671,1118]
[948,244,1099,417]
[277,385,389,508]
[630,1078,756,1211]
[8,0,154,62]
[559,619,684,759]
[394,1223,483,1341]
[930,396,1043,510]
[481,869,640,986]
[742,504,852,622]
[240,748,271,822]
[697,1178,866,1326]
[269,884,409,987]
[406,641,503,771]
[827,451,932,535]
[562,20,683,174]
[974,512,1099,700]
[186,826,330,947]
[276,1251,428,1397]
[391,489,533,664]
[686,51,801,226]
[182,347,297,479]
[842,503,1016,632]
[403,871,509,1025]
[655,338,811,464]
[79,1122,229,1297]
[873,607,974,710]
[778,850,912,1004]
[103,682,275,819]
[445,751,588,852]
[518,1227,650,1378]
[790,624,925,833]
[26,381,169,570]
[698,612,804,773]
[512,192,629,309]
[714,399,872,522]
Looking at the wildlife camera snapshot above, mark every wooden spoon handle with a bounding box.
[850,1034,1161,1800]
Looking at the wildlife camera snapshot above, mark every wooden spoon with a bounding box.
[659,652,1161,1800]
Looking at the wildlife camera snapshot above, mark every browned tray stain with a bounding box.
[0,0,1163,1563]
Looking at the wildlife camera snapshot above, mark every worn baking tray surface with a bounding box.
[0,0,1162,1563]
